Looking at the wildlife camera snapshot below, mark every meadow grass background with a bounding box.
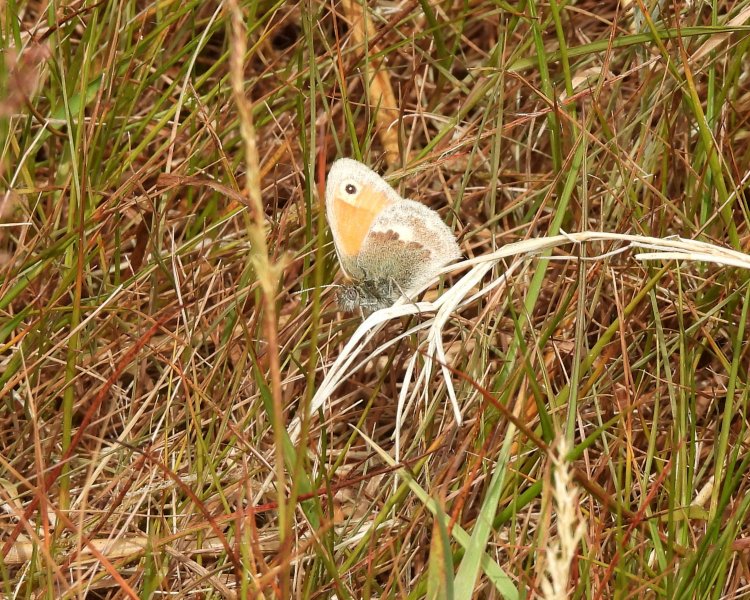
[2,0,750,598]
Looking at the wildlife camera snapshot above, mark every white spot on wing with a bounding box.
[370,223,417,242]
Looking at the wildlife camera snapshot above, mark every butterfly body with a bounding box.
[325,158,461,313]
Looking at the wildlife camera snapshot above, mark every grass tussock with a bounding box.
[2,0,750,598]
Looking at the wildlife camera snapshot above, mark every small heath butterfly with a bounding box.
[325,158,461,313]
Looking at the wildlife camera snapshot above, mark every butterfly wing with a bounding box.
[354,199,461,297]
[325,158,401,277]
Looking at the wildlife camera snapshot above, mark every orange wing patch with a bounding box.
[333,184,394,256]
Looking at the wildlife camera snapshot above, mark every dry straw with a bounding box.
[539,436,586,599]
[290,232,750,456]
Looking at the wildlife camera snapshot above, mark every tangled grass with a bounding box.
[2,0,750,598]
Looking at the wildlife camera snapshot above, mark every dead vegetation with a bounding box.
[2,0,750,598]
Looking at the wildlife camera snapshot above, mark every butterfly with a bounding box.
[325,158,461,313]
